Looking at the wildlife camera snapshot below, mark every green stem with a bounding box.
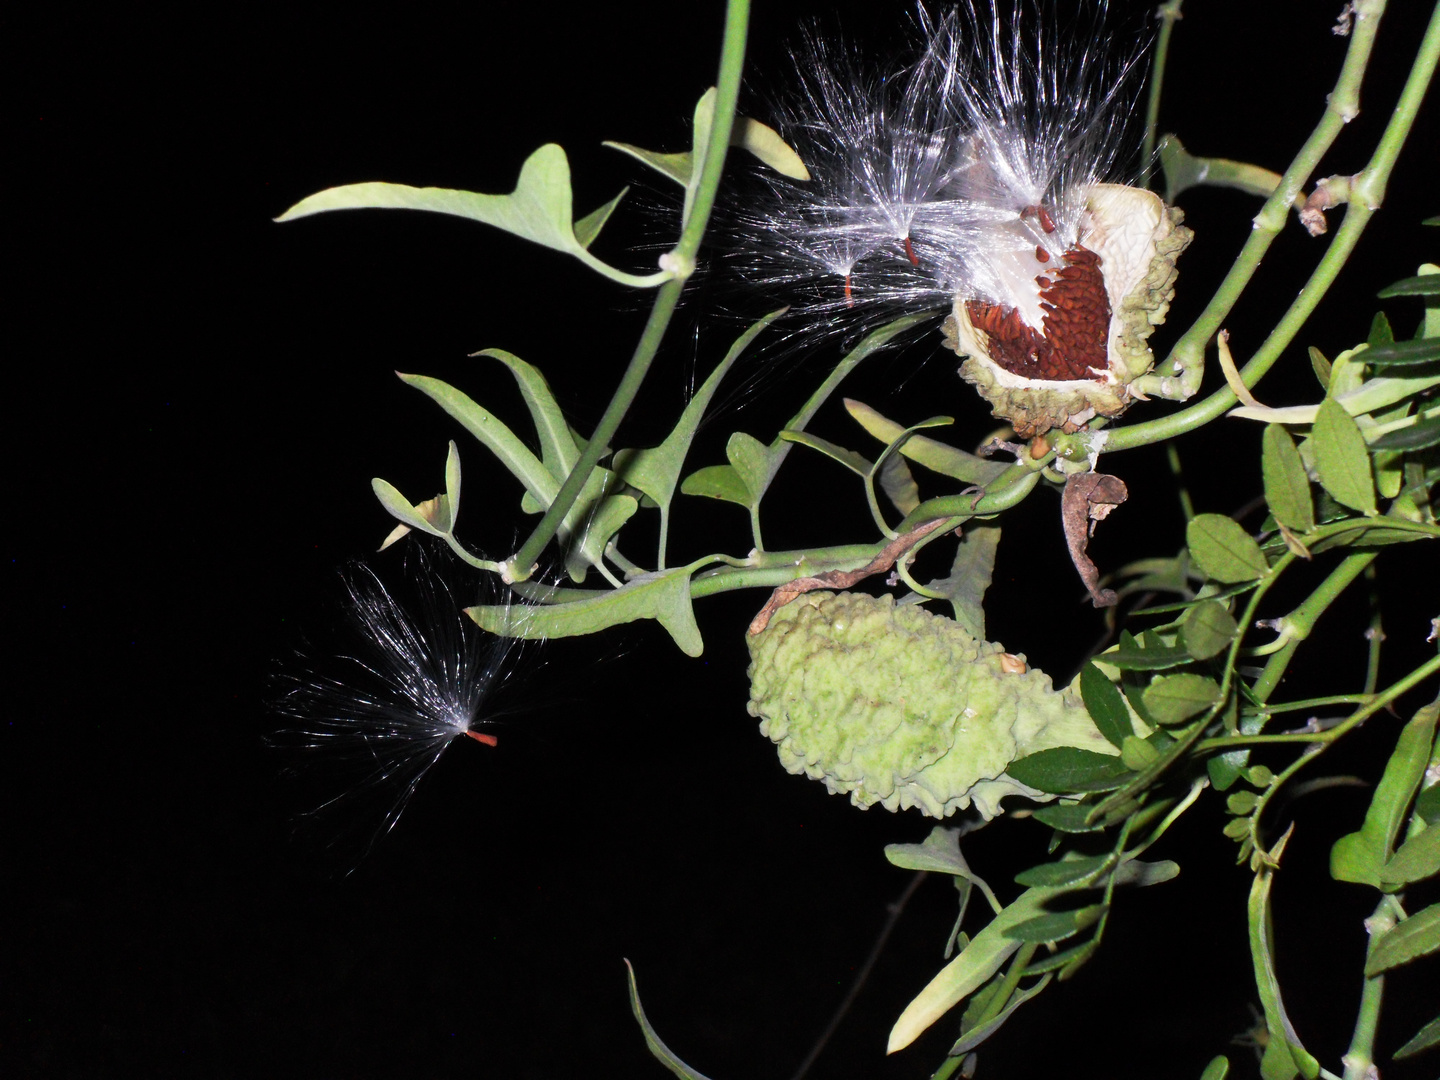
[1341,895,1403,1080]
[505,0,751,582]
[1113,0,1440,452]
[1139,0,1386,393]
[1249,552,1378,704]
[1141,1,1184,189]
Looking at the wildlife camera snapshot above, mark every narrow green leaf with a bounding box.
[927,525,1001,640]
[1369,311,1395,347]
[730,116,810,179]
[564,495,638,580]
[469,561,706,656]
[1118,859,1180,887]
[1006,904,1106,944]
[1331,699,1440,887]
[1366,901,1440,976]
[1100,642,1194,671]
[276,144,669,288]
[1013,854,1111,887]
[399,373,555,505]
[444,440,462,512]
[878,452,920,515]
[1308,347,1333,390]
[1182,600,1239,661]
[1369,410,1440,452]
[845,398,1010,485]
[603,141,692,186]
[1262,425,1314,533]
[1144,674,1222,726]
[1199,1054,1230,1080]
[1380,825,1440,886]
[1314,397,1376,514]
[1080,663,1133,749]
[372,478,449,538]
[624,961,714,1080]
[1394,1012,1440,1059]
[1417,784,1440,825]
[887,886,1063,1052]
[473,349,580,479]
[613,310,784,509]
[1021,941,1096,976]
[779,429,873,475]
[1033,804,1105,833]
[1187,514,1270,582]
[949,973,1052,1056]
[572,187,628,249]
[679,464,751,506]
[1007,748,1132,794]
[1379,274,1440,298]
[1360,337,1440,367]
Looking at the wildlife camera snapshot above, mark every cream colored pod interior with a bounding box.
[944,184,1194,438]
[746,592,1117,818]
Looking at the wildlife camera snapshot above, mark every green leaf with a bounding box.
[1119,859,1181,887]
[1143,674,1222,726]
[779,429,873,475]
[1394,1013,1440,1060]
[1262,425,1314,533]
[275,144,669,288]
[877,452,921,515]
[1417,784,1440,825]
[1007,748,1132,794]
[678,464,752,506]
[1033,804,1105,833]
[929,525,1001,640]
[1013,854,1111,887]
[1379,273,1440,298]
[444,440,462,513]
[1100,641,1194,671]
[1366,901,1440,976]
[1122,735,1160,769]
[469,561,707,656]
[1227,790,1259,815]
[372,478,451,538]
[724,431,771,503]
[624,961,714,1080]
[845,399,1010,485]
[730,116,810,179]
[1369,311,1395,347]
[1359,337,1440,367]
[1021,940,1097,975]
[1209,753,1247,792]
[1309,347,1333,391]
[1080,663,1133,749]
[1199,1054,1230,1080]
[1313,397,1376,515]
[613,310,784,510]
[887,885,1065,1052]
[572,187,628,249]
[1331,698,1440,887]
[1005,904,1106,944]
[398,373,556,508]
[603,141,693,186]
[886,827,1000,912]
[1370,410,1440,452]
[1182,600,1239,661]
[1187,514,1270,582]
[1380,825,1440,886]
[949,973,1052,1055]
[473,349,581,479]
[563,495,638,581]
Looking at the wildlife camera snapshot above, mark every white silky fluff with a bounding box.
[729,2,1147,333]
[271,542,524,868]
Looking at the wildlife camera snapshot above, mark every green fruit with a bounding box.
[747,591,1115,818]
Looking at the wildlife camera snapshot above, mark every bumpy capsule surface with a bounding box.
[747,591,1115,818]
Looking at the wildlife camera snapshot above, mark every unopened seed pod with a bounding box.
[746,591,1115,818]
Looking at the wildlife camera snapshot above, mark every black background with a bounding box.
[8,2,1439,1078]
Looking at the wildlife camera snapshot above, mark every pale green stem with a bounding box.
[506,0,750,581]
[1141,1,1184,188]
[1112,0,1440,452]
[1341,895,1404,1080]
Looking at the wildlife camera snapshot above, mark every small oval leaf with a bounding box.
[1007,748,1132,794]
[1182,600,1239,660]
[1187,515,1270,582]
[1143,674,1222,726]
[1262,425,1314,533]
[1313,398,1376,515]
